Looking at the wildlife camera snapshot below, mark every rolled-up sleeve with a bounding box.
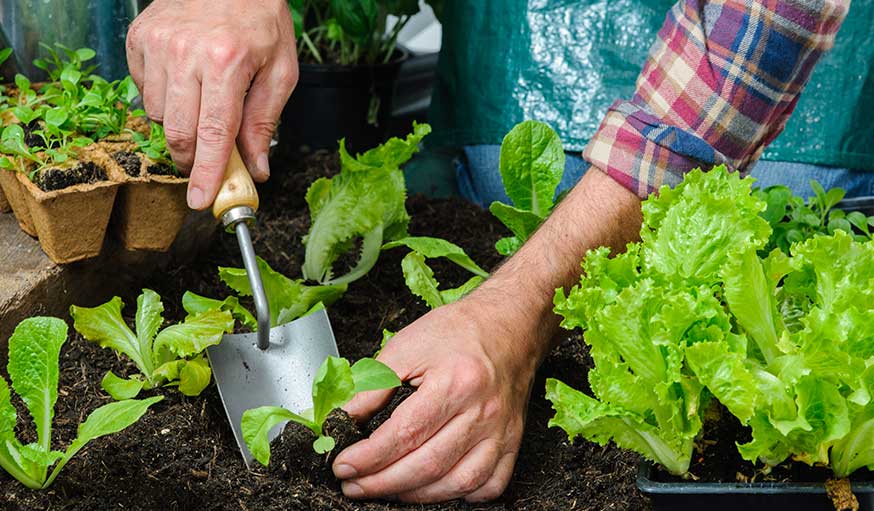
[583,0,850,198]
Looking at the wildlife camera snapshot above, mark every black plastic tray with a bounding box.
[836,197,874,216]
[637,462,874,510]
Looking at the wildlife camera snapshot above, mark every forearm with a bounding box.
[470,168,642,366]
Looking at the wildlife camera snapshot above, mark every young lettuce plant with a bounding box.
[756,181,874,254]
[184,256,346,329]
[70,289,235,400]
[302,122,430,286]
[490,120,565,256]
[242,355,400,464]
[0,317,162,489]
[382,236,489,309]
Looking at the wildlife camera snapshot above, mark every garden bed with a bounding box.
[0,151,649,510]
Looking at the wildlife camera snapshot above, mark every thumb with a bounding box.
[238,58,297,182]
[343,336,418,421]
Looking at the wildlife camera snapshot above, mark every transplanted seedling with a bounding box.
[302,123,430,286]
[0,317,162,489]
[70,289,235,400]
[490,120,566,256]
[382,236,489,309]
[242,355,400,465]
[184,256,346,330]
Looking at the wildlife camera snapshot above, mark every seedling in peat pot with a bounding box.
[0,317,162,489]
[70,289,235,400]
[242,355,400,464]
[490,120,565,256]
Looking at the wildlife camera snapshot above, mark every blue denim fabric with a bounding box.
[456,144,874,208]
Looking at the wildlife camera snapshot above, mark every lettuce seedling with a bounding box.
[383,236,489,309]
[490,120,565,256]
[130,122,176,171]
[242,355,401,464]
[302,123,430,286]
[756,181,874,255]
[220,256,346,326]
[70,289,234,400]
[0,317,162,489]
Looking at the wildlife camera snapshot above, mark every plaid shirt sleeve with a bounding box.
[583,0,850,198]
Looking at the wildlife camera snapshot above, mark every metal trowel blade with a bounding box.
[207,308,339,468]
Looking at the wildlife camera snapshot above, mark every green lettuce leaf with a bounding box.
[302,123,430,285]
[72,290,234,397]
[488,120,565,255]
[384,236,489,309]
[182,291,257,330]
[219,256,346,327]
[101,371,145,400]
[242,355,400,465]
[0,317,161,489]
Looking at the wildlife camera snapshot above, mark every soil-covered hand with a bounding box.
[126,0,298,209]
[333,292,548,503]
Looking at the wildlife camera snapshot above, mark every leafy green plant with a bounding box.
[70,289,235,400]
[0,47,13,112]
[548,165,874,483]
[130,122,175,171]
[382,236,489,309]
[290,0,443,66]
[0,317,162,489]
[0,43,141,175]
[756,181,874,254]
[186,256,347,330]
[302,122,429,286]
[242,355,400,463]
[490,120,565,256]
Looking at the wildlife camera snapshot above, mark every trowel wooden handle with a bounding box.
[212,145,260,220]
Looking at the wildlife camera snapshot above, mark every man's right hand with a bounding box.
[126,0,298,210]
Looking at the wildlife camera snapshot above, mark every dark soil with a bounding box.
[0,150,649,510]
[34,161,107,192]
[146,162,178,177]
[111,151,178,178]
[653,404,874,485]
[21,120,42,148]
[112,151,142,177]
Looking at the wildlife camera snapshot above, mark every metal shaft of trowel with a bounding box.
[226,209,271,350]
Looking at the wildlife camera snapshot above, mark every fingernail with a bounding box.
[256,153,270,180]
[334,463,358,479]
[187,186,205,210]
[342,481,365,499]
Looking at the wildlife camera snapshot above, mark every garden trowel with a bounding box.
[206,146,339,468]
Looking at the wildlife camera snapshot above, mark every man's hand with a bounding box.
[333,293,547,503]
[126,0,298,209]
[333,168,643,503]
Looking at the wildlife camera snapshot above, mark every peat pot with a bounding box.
[279,49,409,154]
[100,139,190,252]
[17,170,118,264]
[0,186,10,213]
[0,169,36,236]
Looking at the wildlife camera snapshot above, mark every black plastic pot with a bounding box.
[279,49,409,154]
[637,462,874,511]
